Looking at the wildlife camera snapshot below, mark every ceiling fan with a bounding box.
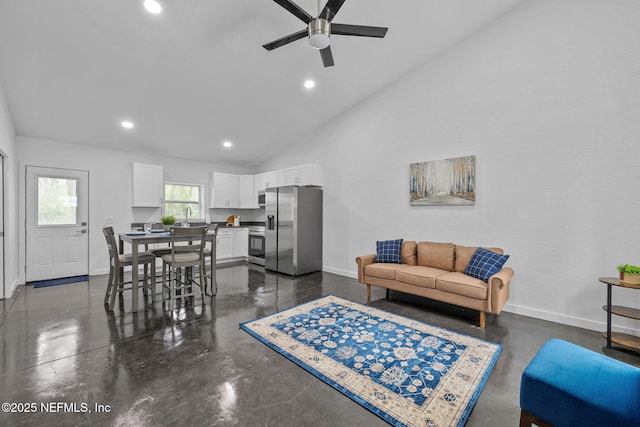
[263,0,388,67]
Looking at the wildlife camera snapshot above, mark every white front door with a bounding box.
[26,166,89,282]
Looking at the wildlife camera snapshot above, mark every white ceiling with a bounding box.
[0,0,523,168]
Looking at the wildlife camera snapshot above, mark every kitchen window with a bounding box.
[164,183,202,219]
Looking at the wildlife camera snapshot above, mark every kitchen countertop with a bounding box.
[212,221,264,228]
[130,221,265,231]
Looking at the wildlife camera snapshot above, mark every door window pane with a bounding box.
[37,177,78,225]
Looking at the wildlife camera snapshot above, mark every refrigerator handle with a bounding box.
[267,215,275,230]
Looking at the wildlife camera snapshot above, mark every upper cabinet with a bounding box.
[132,163,163,207]
[211,172,237,208]
[211,172,256,209]
[213,164,322,210]
[254,169,284,193]
[284,163,323,186]
[238,175,255,209]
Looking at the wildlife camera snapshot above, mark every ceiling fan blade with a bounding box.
[320,46,334,67]
[263,29,307,51]
[331,23,388,38]
[319,0,346,22]
[272,0,313,24]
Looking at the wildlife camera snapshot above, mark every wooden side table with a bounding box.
[599,277,640,352]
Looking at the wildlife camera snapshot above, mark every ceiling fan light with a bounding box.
[308,19,330,50]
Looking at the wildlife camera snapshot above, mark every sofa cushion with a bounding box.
[454,245,504,273]
[400,241,417,265]
[436,272,488,300]
[417,242,455,271]
[396,266,446,289]
[375,239,403,264]
[364,263,400,280]
[464,247,510,282]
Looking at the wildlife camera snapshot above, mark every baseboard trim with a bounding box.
[2,278,20,300]
[323,266,357,279]
[501,303,614,334]
[216,257,248,265]
[91,268,110,276]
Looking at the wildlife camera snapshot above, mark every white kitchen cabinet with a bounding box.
[233,227,249,257]
[132,163,164,207]
[275,169,285,187]
[254,171,276,202]
[216,227,248,260]
[261,171,277,189]
[284,163,323,186]
[238,175,255,209]
[215,165,322,210]
[255,170,283,192]
[211,172,256,209]
[216,229,235,259]
[283,167,297,186]
[254,172,267,193]
[211,172,238,208]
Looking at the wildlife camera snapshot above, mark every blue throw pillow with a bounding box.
[375,239,403,264]
[464,247,509,282]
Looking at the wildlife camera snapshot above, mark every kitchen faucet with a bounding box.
[184,206,192,227]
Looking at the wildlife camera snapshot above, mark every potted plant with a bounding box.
[617,264,640,285]
[161,215,176,231]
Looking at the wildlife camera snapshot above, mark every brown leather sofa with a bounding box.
[356,241,514,328]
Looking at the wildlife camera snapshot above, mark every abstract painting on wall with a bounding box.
[409,155,476,205]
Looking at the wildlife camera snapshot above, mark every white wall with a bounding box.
[257,0,640,332]
[16,136,254,281]
[0,83,18,298]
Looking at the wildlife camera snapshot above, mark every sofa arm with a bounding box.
[355,254,377,283]
[488,267,514,314]
[490,267,514,289]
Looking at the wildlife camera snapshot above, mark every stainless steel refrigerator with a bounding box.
[265,186,322,276]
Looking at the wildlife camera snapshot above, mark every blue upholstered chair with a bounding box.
[520,339,640,427]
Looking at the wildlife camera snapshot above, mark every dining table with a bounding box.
[118,229,217,312]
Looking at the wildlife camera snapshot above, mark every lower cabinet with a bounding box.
[216,228,248,260]
[233,227,249,257]
[216,229,235,260]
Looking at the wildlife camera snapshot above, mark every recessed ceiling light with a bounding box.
[121,120,135,129]
[223,141,233,148]
[144,0,162,14]
[304,80,316,89]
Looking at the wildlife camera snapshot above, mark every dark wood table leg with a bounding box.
[606,283,612,348]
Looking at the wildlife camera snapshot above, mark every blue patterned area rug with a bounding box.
[240,295,502,427]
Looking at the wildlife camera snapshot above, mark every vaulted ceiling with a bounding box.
[0,0,523,168]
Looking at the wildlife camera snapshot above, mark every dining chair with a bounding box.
[204,223,218,295]
[102,226,156,310]
[167,223,217,295]
[161,225,208,311]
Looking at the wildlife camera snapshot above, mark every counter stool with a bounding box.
[161,226,208,311]
[166,224,217,296]
[102,227,156,310]
[204,223,218,295]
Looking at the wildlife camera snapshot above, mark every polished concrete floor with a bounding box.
[1,263,638,426]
